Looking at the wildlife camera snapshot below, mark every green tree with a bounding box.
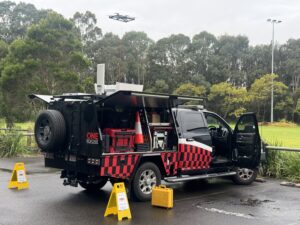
[292,88,300,122]
[295,99,300,118]
[0,40,8,59]
[146,34,190,92]
[249,74,288,121]
[243,45,271,87]
[187,31,216,86]
[208,82,249,119]
[122,31,153,84]
[92,33,126,84]
[174,83,206,97]
[0,12,89,122]
[275,96,294,121]
[0,1,48,43]
[72,11,102,46]
[214,35,249,86]
[280,39,300,93]
[145,79,169,94]
[72,11,102,83]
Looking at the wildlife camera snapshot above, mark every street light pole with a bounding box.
[267,19,282,123]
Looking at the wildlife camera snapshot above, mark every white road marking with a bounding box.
[196,206,255,219]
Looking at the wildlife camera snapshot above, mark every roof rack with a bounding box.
[53,93,105,101]
[131,91,205,101]
[29,91,206,105]
[178,105,205,110]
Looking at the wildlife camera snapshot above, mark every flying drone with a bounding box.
[108,13,135,23]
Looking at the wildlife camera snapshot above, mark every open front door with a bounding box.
[233,113,261,168]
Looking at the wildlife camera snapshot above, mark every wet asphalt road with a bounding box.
[0,171,300,225]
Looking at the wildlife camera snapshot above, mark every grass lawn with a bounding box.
[259,125,300,148]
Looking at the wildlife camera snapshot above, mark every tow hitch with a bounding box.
[63,178,78,187]
[61,170,78,187]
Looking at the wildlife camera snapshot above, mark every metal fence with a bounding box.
[0,128,36,149]
[266,146,300,152]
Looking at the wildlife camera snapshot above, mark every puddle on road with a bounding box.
[239,198,275,207]
[195,197,276,220]
[195,197,274,207]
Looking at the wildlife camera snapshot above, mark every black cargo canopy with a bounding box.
[98,91,204,108]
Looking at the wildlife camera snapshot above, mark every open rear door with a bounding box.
[233,113,261,168]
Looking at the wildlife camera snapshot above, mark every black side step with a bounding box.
[164,171,236,183]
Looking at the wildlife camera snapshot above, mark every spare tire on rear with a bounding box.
[35,110,66,152]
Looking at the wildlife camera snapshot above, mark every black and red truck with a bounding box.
[30,91,265,201]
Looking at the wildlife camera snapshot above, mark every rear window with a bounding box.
[180,111,206,132]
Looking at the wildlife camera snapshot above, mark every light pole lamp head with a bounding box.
[267,18,283,23]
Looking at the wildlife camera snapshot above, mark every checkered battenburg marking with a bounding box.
[161,152,178,176]
[178,144,212,170]
[100,154,139,179]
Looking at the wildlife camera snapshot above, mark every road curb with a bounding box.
[0,167,60,174]
[0,168,12,173]
[255,177,266,183]
[0,156,57,174]
[280,181,300,188]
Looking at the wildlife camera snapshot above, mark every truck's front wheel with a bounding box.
[232,167,258,185]
[132,162,161,201]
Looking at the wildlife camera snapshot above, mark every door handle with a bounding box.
[186,138,194,142]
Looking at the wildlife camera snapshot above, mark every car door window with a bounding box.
[205,114,229,135]
[181,111,206,133]
[177,110,211,146]
[206,115,223,128]
[236,117,256,133]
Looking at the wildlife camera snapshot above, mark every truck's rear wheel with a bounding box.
[34,110,66,152]
[232,168,257,185]
[132,162,161,201]
[79,177,108,191]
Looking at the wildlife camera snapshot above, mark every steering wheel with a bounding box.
[208,125,217,130]
[208,125,217,137]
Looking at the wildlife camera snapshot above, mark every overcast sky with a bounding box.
[15,0,300,45]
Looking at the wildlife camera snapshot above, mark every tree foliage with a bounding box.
[72,11,102,46]
[208,82,249,118]
[174,83,206,97]
[249,74,288,120]
[0,12,89,122]
[0,1,48,43]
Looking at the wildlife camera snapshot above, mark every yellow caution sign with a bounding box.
[104,182,132,221]
[8,162,29,190]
